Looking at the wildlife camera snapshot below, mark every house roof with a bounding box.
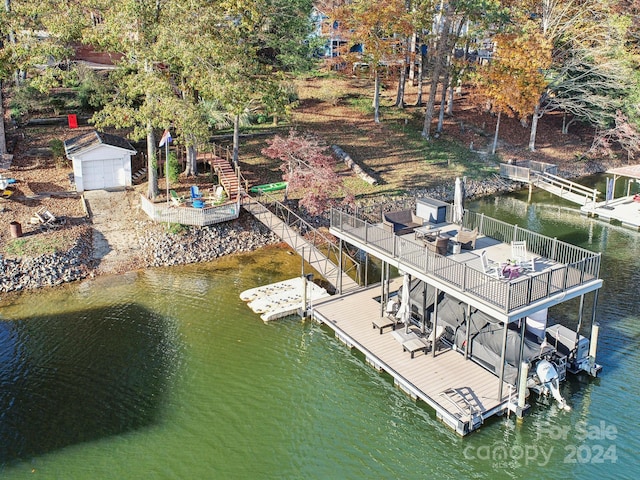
[64,130,136,157]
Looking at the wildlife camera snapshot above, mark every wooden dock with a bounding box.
[580,195,640,230]
[311,282,512,436]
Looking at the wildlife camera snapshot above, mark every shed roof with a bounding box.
[64,131,136,157]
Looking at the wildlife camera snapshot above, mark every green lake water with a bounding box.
[0,179,638,479]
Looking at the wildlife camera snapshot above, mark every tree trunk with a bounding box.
[395,38,409,108]
[408,32,417,82]
[373,69,381,124]
[422,56,441,139]
[146,123,159,199]
[233,113,240,165]
[529,104,540,151]
[184,142,197,176]
[437,69,450,133]
[415,43,424,106]
[422,10,451,139]
[492,110,501,154]
[0,83,6,154]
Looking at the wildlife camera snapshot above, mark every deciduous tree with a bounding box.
[261,130,349,215]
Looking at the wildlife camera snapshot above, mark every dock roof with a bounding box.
[606,164,640,180]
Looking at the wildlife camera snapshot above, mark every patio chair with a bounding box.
[170,189,185,206]
[480,250,502,279]
[425,235,449,256]
[511,241,535,271]
[190,185,203,200]
[211,185,226,203]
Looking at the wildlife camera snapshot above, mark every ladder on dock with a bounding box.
[532,171,600,206]
[242,197,360,294]
[439,388,483,429]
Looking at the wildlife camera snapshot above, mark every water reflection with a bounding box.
[0,304,182,466]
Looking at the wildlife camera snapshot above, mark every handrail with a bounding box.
[245,191,361,288]
[330,208,601,314]
[439,388,479,419]
[532,171,601,203]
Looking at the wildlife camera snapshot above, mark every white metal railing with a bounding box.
[245,192,361,288]
[532,171,601,205]
[500,161,557,183]
[330,208,601,313]
[140,194,240,226]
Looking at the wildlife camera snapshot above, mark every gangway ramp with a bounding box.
[243,198,360,293]
[532,171,600,206]
[500,162,600,206]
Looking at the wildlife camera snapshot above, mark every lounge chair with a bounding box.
[170,189,185,206]
[424,236,449,256]
[456,227,478,250]
[211,185,226,203]
[190,185,203,200]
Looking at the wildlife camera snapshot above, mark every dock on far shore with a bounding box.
[580,195,640,230]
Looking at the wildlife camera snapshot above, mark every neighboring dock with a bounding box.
[580,164,640,230]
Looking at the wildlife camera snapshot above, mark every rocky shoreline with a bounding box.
[0,157,614,294]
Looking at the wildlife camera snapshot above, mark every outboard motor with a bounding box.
[536,360,571,411]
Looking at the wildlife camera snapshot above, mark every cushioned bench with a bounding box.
[382,210,424,235]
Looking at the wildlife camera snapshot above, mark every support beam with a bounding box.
[497,319,509,401]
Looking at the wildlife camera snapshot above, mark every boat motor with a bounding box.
[536,360,571,411]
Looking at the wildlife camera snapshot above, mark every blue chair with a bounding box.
[190,185,203,199]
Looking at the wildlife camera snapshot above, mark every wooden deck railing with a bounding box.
[330,208,601,314]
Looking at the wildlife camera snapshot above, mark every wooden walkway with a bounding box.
[243,199,359,293]
[311,282,511,436]
[532,171,600,206]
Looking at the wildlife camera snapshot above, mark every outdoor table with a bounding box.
[501,263,523,280]
[402,338,429,358]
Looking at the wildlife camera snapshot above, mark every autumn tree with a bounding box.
[517,0,637,151]
[470,31,551,154]
[419,0,508,140]
[261,130,350,215]
[332,0,412,123]
[0,0,86,153]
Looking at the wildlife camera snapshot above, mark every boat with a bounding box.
[249,181,287,193]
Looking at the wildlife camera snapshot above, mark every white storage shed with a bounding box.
[64,131,136,192]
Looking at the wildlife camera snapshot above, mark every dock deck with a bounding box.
[581,195,640,230]
[311,282,512,435]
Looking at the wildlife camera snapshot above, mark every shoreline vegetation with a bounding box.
[0,76,623,294]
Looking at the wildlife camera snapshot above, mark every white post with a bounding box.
[165,143,169,207]
[589,323,600,362]
[517,361,529,417]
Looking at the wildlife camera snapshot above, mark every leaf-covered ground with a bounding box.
[1,73,609,253]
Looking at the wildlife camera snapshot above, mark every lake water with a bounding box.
[0,180,638,479]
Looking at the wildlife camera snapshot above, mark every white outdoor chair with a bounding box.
[511,241,535,271]
[480,250,502,279]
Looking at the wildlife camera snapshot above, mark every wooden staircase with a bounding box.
[198,153,240,201]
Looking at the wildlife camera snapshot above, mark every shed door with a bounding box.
[83,158,124,190]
